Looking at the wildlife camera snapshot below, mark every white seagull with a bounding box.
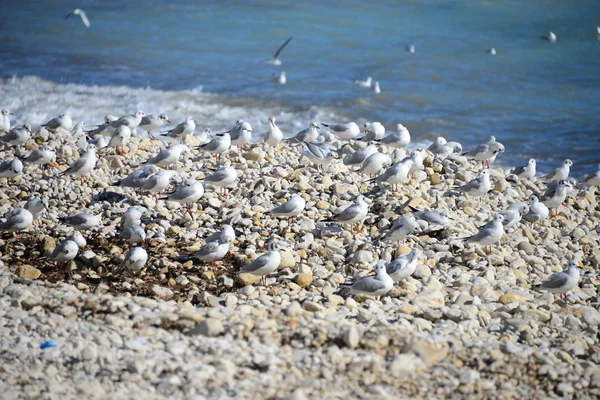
[0,159,23,179]
[59,212,101,230]
[510,158,536,180]
[240,241,283,286]
[0,208,33,232]
[161,116,196,143]
[264,117,283,146]
[346,261,394,299]
[543,159,572,182]
[138,114,170,140]
[42,114,73,132]
[0,109,14,133]
[522,195,549,223]
[266,36,292,66]
[454,170,492,198]
[377,124,410,148]
[65,8,91,28]
[534,260,580,301]
[120,247,148,273]
[120,225,146,245]
[386,248,421,282]
[163,180,204,212]
[321,122,361,140]
[324,194,370,232]
[463,214,504,254]
[24,146,56,166]
[146,144,189,168]
[205,166,238,195]
[266,194,306,222]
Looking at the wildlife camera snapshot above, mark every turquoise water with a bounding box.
[1,0,599,174]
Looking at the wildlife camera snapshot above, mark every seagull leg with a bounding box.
[148,132,159,140]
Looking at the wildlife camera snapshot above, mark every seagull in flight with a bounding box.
[266,37,292,66]
[65,9,91,28]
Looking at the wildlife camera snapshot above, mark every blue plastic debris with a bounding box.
[40,340,58,349]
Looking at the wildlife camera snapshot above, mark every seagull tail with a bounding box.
[335,285,352,297]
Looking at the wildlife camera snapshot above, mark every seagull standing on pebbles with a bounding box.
[580,165,600,188]
[289,122,320,143]
[264,117,283,147]
[0,208,33,233]
[324,194,370,233]
[60,143,97,181]
[541,180,570,216]
[120,247,148,273]
[346,261,394,299]
[141,170,179,202]
[463,214,505,255]
[240,241,283,286]
[121,206,147,229]
[321,122,361,140]
[543,159,572,182]
[219,121,252,148]
[385,215,420,243]
[358,152,392,178]
[511,159,536,180]
[1,124,32,147]
[121,225,146,245]
[114,165,160,189]
[360,122,386,141]
[377,124,410,149]
[67,231,87,248]
[206,225,236,244]
[534,260,580,301]
[50,240,79,267]
[110,110,145,130]
[163,180,204,213]
[194,237,232,265]
[147,144,189,168]
[343,145,378,167]
[386,248,421,282]
[65,8,91,28]
[24,146,56,166]
[205,166,238,196]
[523,195,549,223]
[23,198,48,221]
[138,114,170,140]
[59,212,101,231]
[266,194,306,222]
[43,114,73,132]
[161,117,196,143]
[373,158,414,191]
[107,125,131,155]
[0,159,23,179]
[499,202,529,230]
[454,170,492,198]
[0,109,13,132]
[200,132,231,160]
[301,141,336,169]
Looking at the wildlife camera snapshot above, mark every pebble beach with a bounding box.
[1,122,600,399]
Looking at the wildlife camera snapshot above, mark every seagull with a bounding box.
[385,215,420,243]
[386,248,421,282]
[194,237,232,265]
[141,170,179,201]
[463,213,504,254]
[113,165,160,188]
[407,150,424,177]
[266,36,292,66]
[138,114,170,140]
[120,247,148,273]
[147,144,189,168]
[373,81,381,94]
[377,124,410,148]
[65,8,91,28]
[60,143,97,180]
[120,206,147,229]
[86,115,117,138]
[543,159,572,182]
[360,122,386,142]
[229,121,252,148]
[446,141,463,154]
[541,180,570,215]
[411,208,450,228]
[324,194,370,233]
[163,180,204,213]
[345,261,394,299]
[43,114,73,132]
[0,159,23,179]
[50,240,79,266]
[321,122,360,140]
[120,225,146,245]
[428,137,453,157]
[23,198,48,220]
[289,122,320,143]
[510,158,536,180]
[240,241,283,286]
[354,77,373,88]
[200,132,231,159]
[301,141,336,168]
[194,128,212,145]
[161,117,196,143]
[487,47,497,55]
[274,71,287,85]
[67,231,87,248]
[1,124,32,146]
[266,194,306,222]
[107,125,131,155]
[110,110,145,130]
[264,117,283,146]
[0,208,33,232]
[59,212,101,230]
[206,225,236,244]
[454,170,492,198]
[462,144,499,168]
[343,145,378,166]
[0,109,14,133]
[542,31,557,42]
[580,164,600,188]
[24,146,56,166]
[406,45,416,53]
[534,260,580,301]
[373,158,414,191]
[522,195,550,223]
[358,152,392,178]
[205,166,237,196]
[498,202,529,230]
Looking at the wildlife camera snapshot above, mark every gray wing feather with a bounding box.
[271,201,297,215]
[148,149,169,164]
[464,144,489,157]
[195,242,220,257]
[205,170,229,183]
[241,254,270,273]
[467,227,494,243]
[168,185,197,201]
[540,272,568,289]
[351,276,385,294]
[332,205,360,222]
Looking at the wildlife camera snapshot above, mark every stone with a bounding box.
[16,265,41,279]
[280,251,296,269]
[517,241,534,256]
[390,353,426,378]
[499,293,527,304]
[242,152,263,162]
[412,289,445,309]
[285,301,304,316]
[189,318,224,337]
[342,326,361,349]
[413,264,432,279]
[302,301,323,312]
[295,273,313,288]
[237,273,261,286]
[151,285,173,299]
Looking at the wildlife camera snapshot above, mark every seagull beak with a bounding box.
[166,120,171,123]
[9,112,14,115]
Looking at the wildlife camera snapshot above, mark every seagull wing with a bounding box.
[350,276,385,294]
[273,36,292,59]
[539,272,569,290]
[79,11,91,28]
[241,254,270,274]
[271,199,299,215]
[332,204,361,222]
[195,241,220,257]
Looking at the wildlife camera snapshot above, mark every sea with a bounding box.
[1,0,599,175]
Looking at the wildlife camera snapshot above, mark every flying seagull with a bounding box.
[65,9,91,28]
[266,37,292,66]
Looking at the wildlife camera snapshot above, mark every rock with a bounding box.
[285,301,304,316]
[341,326,361,349]
[237,273,261,286]
[16,265,41,279]
[429,173,441,185]
[499,293,527,304]
[295,273,313,288]
[189,318,224,337]
[413,264,432,279]
[316,201,330,210]
[242,152,263,162]
[302,301,323,312]
[279,251,296,269]
[412,289,445,309]
[390,353,426,378]
[42,236,57,251]
[239,285,255,297]
[517,241,534,256]
[151,285,173,299]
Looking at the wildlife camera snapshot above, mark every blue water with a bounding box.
[1,0,600,174]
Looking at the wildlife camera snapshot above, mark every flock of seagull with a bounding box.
[1,105,598,301]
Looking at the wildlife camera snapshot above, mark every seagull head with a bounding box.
[160,114,171,123]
